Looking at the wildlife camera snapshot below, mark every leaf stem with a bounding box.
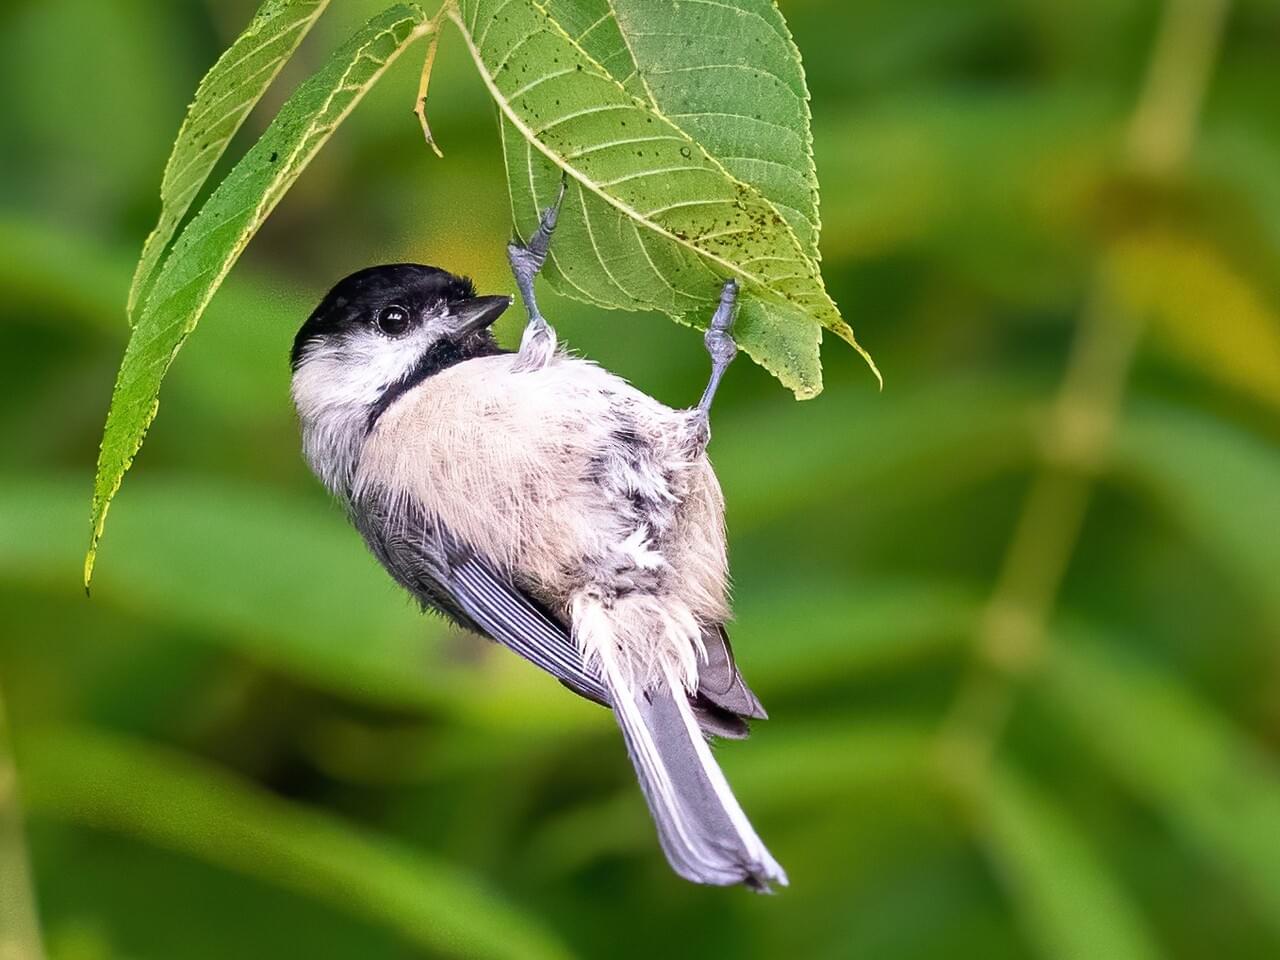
[935,0,1232,791]
[0,678,44,960]
[414,3,454,158]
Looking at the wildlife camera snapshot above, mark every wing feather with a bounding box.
[444,550,610,706]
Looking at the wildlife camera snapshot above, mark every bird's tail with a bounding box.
[590,627,787,890]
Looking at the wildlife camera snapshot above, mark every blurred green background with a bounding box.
[3,0,1279,957]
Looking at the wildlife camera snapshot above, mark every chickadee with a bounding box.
[290,181,785,890]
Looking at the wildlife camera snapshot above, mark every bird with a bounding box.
[289,180,786,890]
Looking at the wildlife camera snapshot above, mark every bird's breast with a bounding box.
[355,354,647,588]
[357,351,729,626]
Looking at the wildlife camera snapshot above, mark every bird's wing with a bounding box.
[351,489,609,707]
[442,544,610,706]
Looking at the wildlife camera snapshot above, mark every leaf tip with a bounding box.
[84,495,110,592]
[863,347,884,391]
[832,321,882,389]
[83,545,97,594]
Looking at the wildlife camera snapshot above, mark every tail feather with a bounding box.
[697,626,768,720]
[603,654,787,890]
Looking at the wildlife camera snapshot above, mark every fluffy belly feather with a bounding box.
[355,352,730,635]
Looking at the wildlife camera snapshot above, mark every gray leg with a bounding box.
[698,279,739,413]
[509,177,567,369]
[684,279,739,456]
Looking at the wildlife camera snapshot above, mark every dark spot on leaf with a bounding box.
[680,146,691,158]
[269,151,278,163]
[576,64,582,71]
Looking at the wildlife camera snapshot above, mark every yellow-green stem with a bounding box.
[0,679,44,960]
[936,0,1232,792]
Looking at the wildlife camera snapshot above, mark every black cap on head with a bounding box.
[291,264,478,369]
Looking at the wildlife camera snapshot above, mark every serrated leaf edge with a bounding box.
[452,2,879,386]
[86,7,434,587]
[127,0,332,322]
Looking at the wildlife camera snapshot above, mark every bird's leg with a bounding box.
[699,279,739,413]
[509,176,568,371]
[685,279,739,455]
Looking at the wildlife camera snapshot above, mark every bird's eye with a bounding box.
[376,304,412,336]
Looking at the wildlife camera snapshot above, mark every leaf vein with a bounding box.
[475,0,519,52]
[578,187,643,304]
[646,62,802,100]
[564,134,686,160]
[491,28,540,75]
[596,165,709,188]
[506,64,577,101]
[644,196,729,217]
[670,0,789,47]
[531,103,633,137]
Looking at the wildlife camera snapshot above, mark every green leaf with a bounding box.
[526,721,933,873]
[7,473,434,704]
[1111,403,1280,623]
[558,0,821,259]
[86,6,431,587]
[126,0,331,321]
[734,579,977,693]
[452,0,877,398]
[1045,634,1280,937]
[816,91,1108,275]
[4,473,600,731]
[976,767,1160,960]
[19,727,575,960]
[715,376,1040,530]
[0,681,43,960]
[0,213,301,426]
[1108,229,1280,414]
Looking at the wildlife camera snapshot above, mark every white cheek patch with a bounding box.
[291,321,445,496]
[292,325,441,413]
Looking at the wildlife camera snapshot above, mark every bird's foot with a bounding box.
[509,175,568,371]
[696,279,739,416]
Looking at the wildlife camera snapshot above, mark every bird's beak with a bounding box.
[448,295,512,336]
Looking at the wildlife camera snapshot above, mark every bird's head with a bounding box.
[290,263,510,494]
